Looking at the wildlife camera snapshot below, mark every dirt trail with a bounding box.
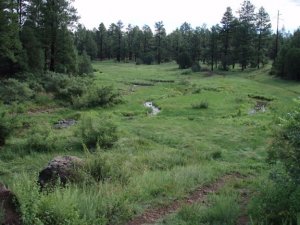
[126,173,242,225]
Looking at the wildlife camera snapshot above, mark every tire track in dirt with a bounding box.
[126,173,243,225]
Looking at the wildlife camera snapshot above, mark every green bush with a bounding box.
[250,106,300,224]
[77,114,118,149]
[177,52,193,69]
[0,78,34,103]
[78,51,93,75]
[191,62,201,72]
[192,101,209,109]
[268,109,300,183]
[73,85,121,109]
[42,72,88,102]
[249,170,297,224]
[25,123,59,153]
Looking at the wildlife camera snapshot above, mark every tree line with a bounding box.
[0,0,299,80]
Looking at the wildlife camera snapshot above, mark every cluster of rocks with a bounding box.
[248,101,268,115]
[53,119,76,129]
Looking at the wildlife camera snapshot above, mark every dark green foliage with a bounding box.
[268,109,300,183]
[77,114,118,149]
[20,21,44,72]
[139,53,155,65]
[78,51,93,75]
[25,123,59,153]
[283,48,300,80]
[192,101,209,109]
[272,29,300,80]
[249,169,299,224]
[0,78,34,103]
[0,111,9,146]
[73,85,121,109]
[54,27,78,74]
[42,72,88,102]
[177,52,193,69]
[0,0,24,76]
[250,106,300,224]
[191,61,201,72]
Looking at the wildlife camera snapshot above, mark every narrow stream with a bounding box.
[144,102,160,115]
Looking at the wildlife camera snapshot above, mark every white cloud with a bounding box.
[73,0,300,32]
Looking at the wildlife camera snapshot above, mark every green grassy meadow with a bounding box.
[1,61,299,224]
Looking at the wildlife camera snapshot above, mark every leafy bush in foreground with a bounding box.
[250,106,300,224]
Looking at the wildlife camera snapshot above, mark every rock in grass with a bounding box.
[0,183,21,225]
[38,156,84,189]
[53,119,76,129]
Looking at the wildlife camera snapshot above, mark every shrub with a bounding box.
[268,109,300,183]
[42,72,88,102]
[249,170,297,224]
[78,51,93,75]
[0,79,34,103]
[77,114,118,149]
[192,101,209,109]
[177,52,193,69]
[73,85,121,109]
[191,61,201,72]
[25,123,59,153]
[250,106,300,224]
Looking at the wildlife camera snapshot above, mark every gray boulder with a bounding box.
[38,156,83,189]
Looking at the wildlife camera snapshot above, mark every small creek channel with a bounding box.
[144,102,160,115]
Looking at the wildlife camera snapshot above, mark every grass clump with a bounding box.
[192,100,209,109]
[160,193,239,225]
[25,123,59,153]
[77,114,118,149]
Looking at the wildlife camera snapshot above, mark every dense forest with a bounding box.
[1,0,300,79]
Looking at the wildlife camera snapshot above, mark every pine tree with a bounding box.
[220,7,234,70]
[255,7,271,68]
[155,21,166,64]
[42,0,78,71]
[237,0,256,70]
[96,23,107,60]
[0,0,23,76]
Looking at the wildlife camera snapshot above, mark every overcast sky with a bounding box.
[73,0,300,33]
